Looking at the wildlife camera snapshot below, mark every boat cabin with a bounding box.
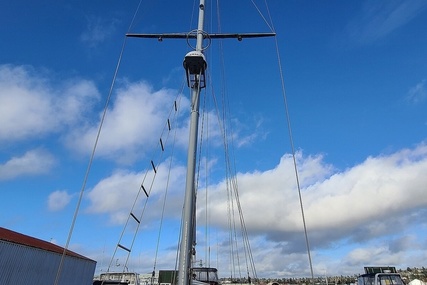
[192,267,220,285]
[358,267,405,285]
[94,272,140,285]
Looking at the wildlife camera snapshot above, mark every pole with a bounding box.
[177,1,206,285]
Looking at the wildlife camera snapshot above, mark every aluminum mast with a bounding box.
[126,1,275,285]
[178,1,207,285]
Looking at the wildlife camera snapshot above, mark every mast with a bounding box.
[126,1,274,284]
[178,1,206,285]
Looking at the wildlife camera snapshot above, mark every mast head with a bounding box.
[183,51,207,88]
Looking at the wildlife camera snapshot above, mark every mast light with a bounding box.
[183,51,207,88]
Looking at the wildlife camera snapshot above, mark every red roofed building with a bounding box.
[0,227,96,285]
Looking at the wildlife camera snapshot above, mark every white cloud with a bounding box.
[197,142,427,273]
[48,190,73,211]
[0,149,56,180]
[58,79,102,124]
[82,142,427,277]
[0,65,256,167]
[86,161,186,225]
[231,115,268,148]
[346,0,427,45]
[66,81,189,164]
[0,64,100,142]
[80,16,119,47]
[407,79,427,103]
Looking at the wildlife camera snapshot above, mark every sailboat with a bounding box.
[94,1,275,284]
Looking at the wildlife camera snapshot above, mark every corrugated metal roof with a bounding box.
[0,227,94,261]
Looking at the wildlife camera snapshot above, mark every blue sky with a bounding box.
[1,0,427,279]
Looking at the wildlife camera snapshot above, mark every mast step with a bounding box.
[118,244,131,252]
[130,212,140,224]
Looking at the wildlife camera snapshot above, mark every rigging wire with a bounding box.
[200,0,260,282]
[197,83,211,267]
[53,0,147,280]
[193,69,206,262]
[263,0,315,282]
[212,1,237,278]
[100,0,203,275]
[250,0,275,32]
[152,84,184,276]
[107,82,186,272]
[202,0,314,282]
[54,0,187,276]
[56,0,314,282]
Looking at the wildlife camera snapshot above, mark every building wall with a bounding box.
[0,240,96,285]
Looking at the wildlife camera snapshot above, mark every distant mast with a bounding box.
[178,0,207,285]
